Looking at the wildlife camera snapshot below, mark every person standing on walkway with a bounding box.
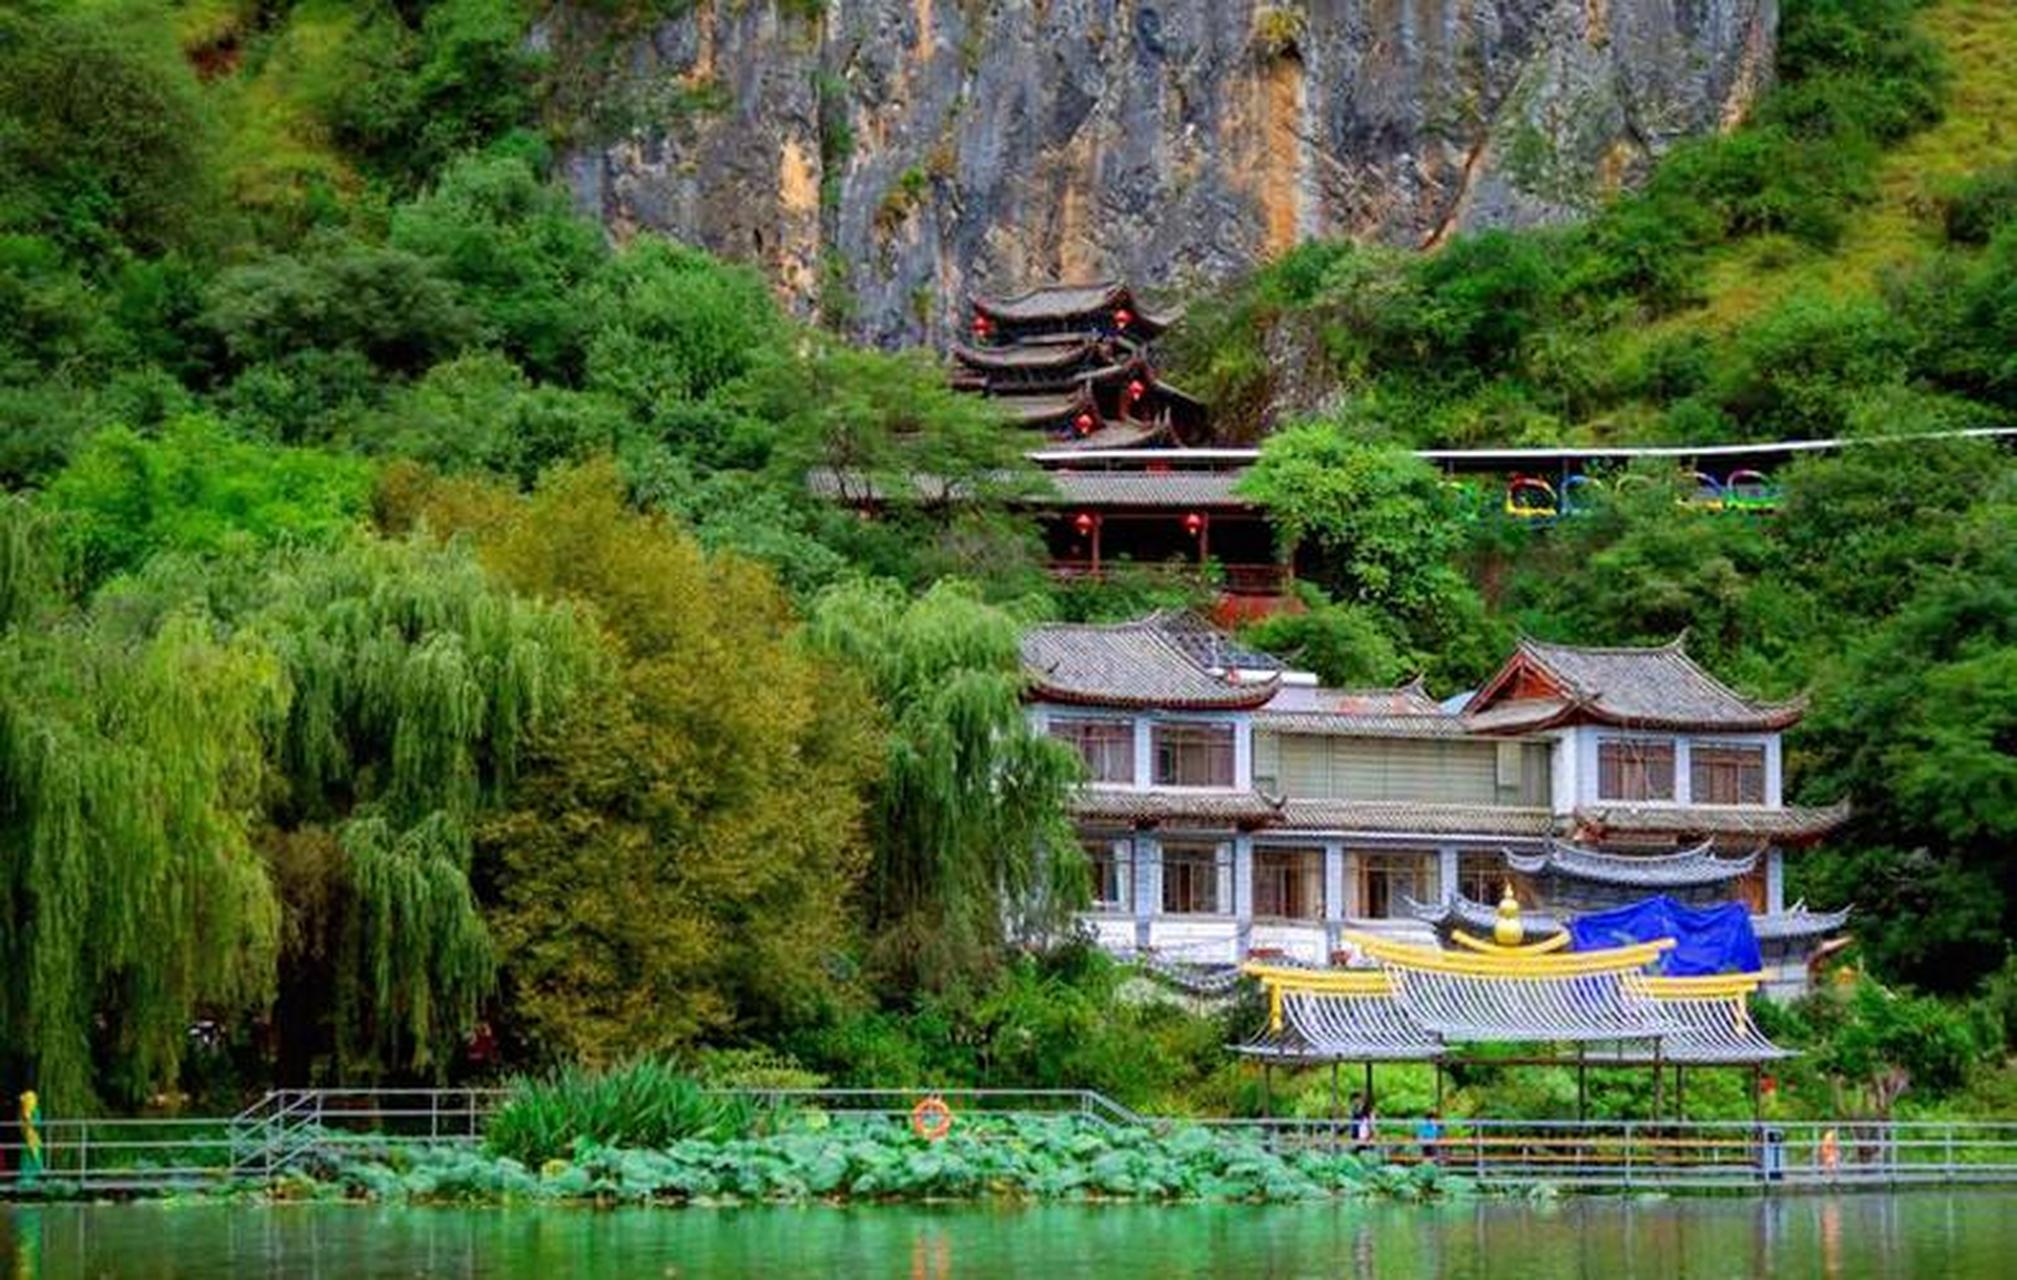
[1415,1109,1443,1164]
[1350,1093,1376,1158]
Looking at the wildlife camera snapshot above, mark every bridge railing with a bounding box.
[5,1091,2016,1193]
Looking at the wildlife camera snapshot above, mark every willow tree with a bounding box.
[0,506,281,1106]
[807,580,1083,993]
[407,463,881,1062]
[246,535,598,1079]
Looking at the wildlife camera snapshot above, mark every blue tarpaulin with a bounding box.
[1568,895,1763,975]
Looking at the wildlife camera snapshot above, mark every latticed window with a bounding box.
[1050,717,1135,784]
[1357,853,1436,919]
[1598,738,1675,801]
[1254,847,1324,920]
[1691,743,1765,804]
[1162,842,1230,914]
[1084,838,1131,910]
[1152,721,1235,787]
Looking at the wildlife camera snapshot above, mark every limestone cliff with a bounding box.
[555,0,1775,345]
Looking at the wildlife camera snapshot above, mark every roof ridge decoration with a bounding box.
[1464,634,1808,732]
[1241,944,1792,1061]
[1505,838,1759,887]
[1021,611,1281,710]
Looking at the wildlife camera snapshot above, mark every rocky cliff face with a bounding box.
[556,0,1774,346]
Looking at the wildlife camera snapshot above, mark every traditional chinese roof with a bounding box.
[1257,679,1470,738]
[1002,391,1093,426]
[972,281,1180,333]
[1570,800,1850,844]
[1068,786,1282,824]
[950,338,1111,373]
[1463,637,1807,732]
[1505,839,1758,889]
[1046,420,1168,451]
[1407,893,1567,938]
[1022,611,1282,710]
[1275,800,1557,837]
[1751,901,1852,941]
[1037,470,1255,509]
[1241,943,1793,1063]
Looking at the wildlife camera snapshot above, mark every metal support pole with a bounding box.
[1675,1066,1685,1122]
[1364,1060,1374,1110]
[1261,1062,1272,1119]
[1330,1061,1340,1120]
[1578,1051,1588,1123]
[1652,1047,1664,1124]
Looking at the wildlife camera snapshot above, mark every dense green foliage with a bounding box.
[486,1059,760,1165]
[348,1113,1470,1204]
[807,583,1082,993]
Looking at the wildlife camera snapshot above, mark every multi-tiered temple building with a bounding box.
[953,283,1286,605]
[1022,612,1850,997]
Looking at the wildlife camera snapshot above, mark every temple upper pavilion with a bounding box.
[1022,612,1850,997]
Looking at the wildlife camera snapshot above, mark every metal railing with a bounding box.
[1179,1115,2017,1190]
[5,1089,2016,1194]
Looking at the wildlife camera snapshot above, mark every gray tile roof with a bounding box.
[950,339,1106,370]
[1406,893,1567,938]
[1571,800,1850,842]
[1050,420,1168,450]
[1023,612,1282,709]
[1038,470,1255,509]
[1275,800,1558,837]
[1069,786,1282,824]
[1752,901,1852,941]
[1257,681,1468,737]
[1506,839,1759,888]
[1466,638,1807,731]
[972,282,1180,329]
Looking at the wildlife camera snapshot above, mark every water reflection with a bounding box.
[3,1194,2014,1278]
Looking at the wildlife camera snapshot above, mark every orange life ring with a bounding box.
[910,1095,954,1142]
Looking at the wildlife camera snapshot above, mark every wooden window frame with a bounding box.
[1356,852,1437,920]
[1597,737,1676,802]
[1253,847,1325,921]
[1151,720,1236,788]
[1690,742,1766,806]
[1050,716,1136,784]
[1161,842,1230,915]
[1084,837,1132,911]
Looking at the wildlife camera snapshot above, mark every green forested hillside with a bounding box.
[0,0,2012,1116]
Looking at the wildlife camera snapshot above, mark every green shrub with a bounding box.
[486,1059,759,1165]
[1940,164,2017,244]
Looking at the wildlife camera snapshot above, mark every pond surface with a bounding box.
[4,1192,2014,1278]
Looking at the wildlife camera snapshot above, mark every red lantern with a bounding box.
[971,312,992,337]
[1114,307,1134,329]
[1073,512,1096,537]
[1073,411,1096,435]
[1183,512,1205,537]
[1127,378,1147,402]
[1761,1075,1778,1096]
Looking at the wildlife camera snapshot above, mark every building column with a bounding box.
[1674,738,1693,805]
[1765,846,1786,914]
[1233,835,1254,959]
[1438,846,1460,903]
[1323,841,1345,961]
[1132,718,1153,789]
[1133,833,1159,951]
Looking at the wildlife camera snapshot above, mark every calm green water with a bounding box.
[3,1193,2013,1278]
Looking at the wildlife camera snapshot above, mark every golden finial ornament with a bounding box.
[1493,883,1525,948]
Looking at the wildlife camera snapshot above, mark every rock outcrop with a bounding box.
[556,0,1775,345]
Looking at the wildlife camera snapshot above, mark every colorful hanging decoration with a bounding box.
[1183,512,1205,537]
